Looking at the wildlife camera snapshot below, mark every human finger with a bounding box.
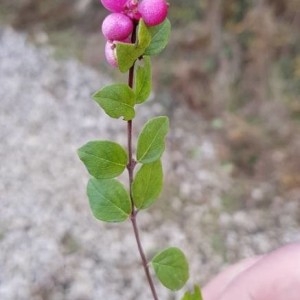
[202,242,300,300]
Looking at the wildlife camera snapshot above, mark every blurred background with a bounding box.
[0,0,300,299]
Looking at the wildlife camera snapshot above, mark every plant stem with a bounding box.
[131,211,159,300]
[127,98,159,300]
[127,61,135,207]
[126,24,159,300]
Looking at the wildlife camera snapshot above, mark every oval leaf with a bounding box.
[87,178,131,222]
[116,19,151,73]
[92,84,135,120]
[77,140,127,179]
[181,285,203,300]
[145,18,171,56]
[135,56,152,104]
[137,116,169,164]
[132,160,163,209]
[116,42,143,73]
[137,19,152,49]
[151,247,189,291]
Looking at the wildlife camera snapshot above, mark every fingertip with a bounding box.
[202,256,263,300]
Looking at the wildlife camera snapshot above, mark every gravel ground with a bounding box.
[0,26,299,300]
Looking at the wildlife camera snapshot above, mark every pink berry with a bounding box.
[100,0,127,12]
[138,0,168,26]
[102,13,134,41]
[105,41,118,67]
[123,0,141,20]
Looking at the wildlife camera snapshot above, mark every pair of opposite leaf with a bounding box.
[77,116,169,222]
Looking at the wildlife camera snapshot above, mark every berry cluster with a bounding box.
[101,0,169,66]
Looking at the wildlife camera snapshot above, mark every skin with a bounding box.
[202,242,300,300]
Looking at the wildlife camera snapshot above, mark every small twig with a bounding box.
[126,23,159,300]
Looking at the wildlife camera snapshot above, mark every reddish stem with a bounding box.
[126,23,159,300]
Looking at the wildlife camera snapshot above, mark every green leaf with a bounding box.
[151,247,189,291]
[137,19,152,49]
[145,18,171,56]
[116,20,151,73]
[87,178,131,222]
[181,285,203,300]
[77,140,127,179]
[116,42,144,73]
[132,160,163,209]
[92,84,135,120]
[135,56,152,104]
[137,116,169,164]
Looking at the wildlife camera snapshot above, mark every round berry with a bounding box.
[102,13,134,41]
[105,41,118,67]
[138,0,168,26]
[124,0,142,20]
[100,0,127,13]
